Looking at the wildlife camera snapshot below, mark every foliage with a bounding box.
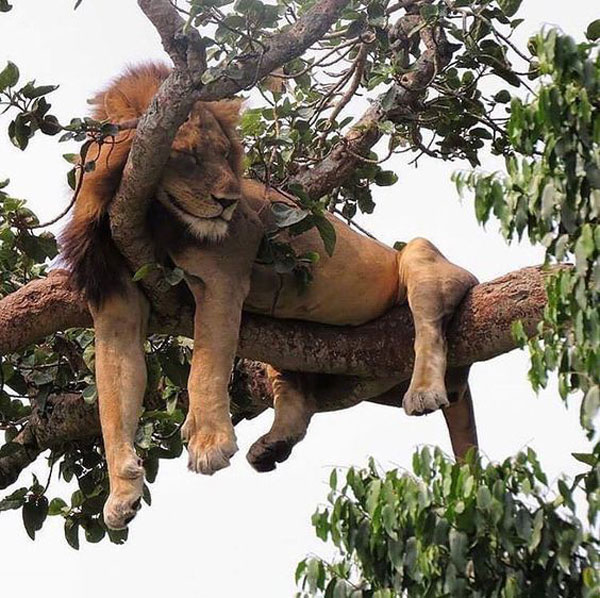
[297,450,600,598]
[454,24,600,524]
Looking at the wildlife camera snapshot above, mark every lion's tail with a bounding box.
[59,63,171,306]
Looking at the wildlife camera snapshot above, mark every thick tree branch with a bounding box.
[0,266,550,375]
[0,265,553,488]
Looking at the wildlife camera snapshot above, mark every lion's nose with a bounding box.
[213,196,238,209]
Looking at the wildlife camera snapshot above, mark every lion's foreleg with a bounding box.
[182,273,249,475]
[91,282,149,530]
[398,238,478,417]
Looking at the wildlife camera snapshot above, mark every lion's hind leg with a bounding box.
[397,238,478,416]
[91,280,149,530]
[247,366,317,472]
[443,368,478,460]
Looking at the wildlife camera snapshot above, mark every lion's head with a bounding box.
[85,63,244,242]
[156,98,244,241]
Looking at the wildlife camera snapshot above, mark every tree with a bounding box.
[0,0,596,576]
[296,17,600,598]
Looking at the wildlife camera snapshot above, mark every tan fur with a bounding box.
[66,64,479,529]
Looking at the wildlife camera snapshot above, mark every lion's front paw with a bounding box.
[403,387,449,416]
[246,433,295,473]
[183,417,238,475]
[103,475,144,530]
[103,450,145,530]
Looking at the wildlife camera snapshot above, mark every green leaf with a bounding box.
[132,262,159,282]
[164,267,185,286]
[0,61,19,91]
[271,201,310,228]
[498,0,522,17]
[529,509,543,551]
[48,498,68,516]
[586,19,600,41]
[0,487,27,511]
[571,452,597,467]
[22,496,49,540]
[374,170,398,187]
[0,0,13,12]
[64,518,80,550]
[82,384,97,404]
[67,168,77,190]
[314,215,336,257]
[494,89,511,103]
[21,83,59,99]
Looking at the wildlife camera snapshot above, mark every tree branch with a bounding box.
[0,265,553,488]
[291,15,457,199]
[0,266,550,375]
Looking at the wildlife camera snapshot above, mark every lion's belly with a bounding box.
[245,227,401,326]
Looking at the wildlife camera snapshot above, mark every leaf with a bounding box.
[498,0,522,17]
[494,89,511,103]
[586,19,600,41]
[82,384,97,404]
[21,83,59,99]
[476,486,492,510]
[132,262,159,282]
[64,518,80,550]
[374,170,398,187]
[67,168,77,190]
[0,487,27,511]
[449,528,468,571]
[529,509,543,552]
[0,61,19,91]
[0,442,20,458]
[572,452,597,467]
[271,201,310,228]
[48,498,68,516]
[22,496,49,540]
[164,267,185,286]
[0,0,13,12]
[84,520,105,543]
[314,215,336,257]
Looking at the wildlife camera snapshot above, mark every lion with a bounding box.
[60,63,479,530]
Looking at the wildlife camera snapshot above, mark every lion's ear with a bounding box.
[211,98,243,130]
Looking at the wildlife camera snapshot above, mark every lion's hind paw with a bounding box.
[246,434,295,473]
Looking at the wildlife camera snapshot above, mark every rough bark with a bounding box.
[0,265,554,489]
[0,266,550,374]
[0,265,553,489]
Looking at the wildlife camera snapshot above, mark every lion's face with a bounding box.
[157,100,244,241]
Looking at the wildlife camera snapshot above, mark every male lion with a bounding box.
[61,63,479,530]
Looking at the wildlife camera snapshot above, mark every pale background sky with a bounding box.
[0,1,597,596]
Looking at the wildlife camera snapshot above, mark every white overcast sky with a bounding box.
[0,1,598,597]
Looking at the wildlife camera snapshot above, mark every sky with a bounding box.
[0,1,598,597]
